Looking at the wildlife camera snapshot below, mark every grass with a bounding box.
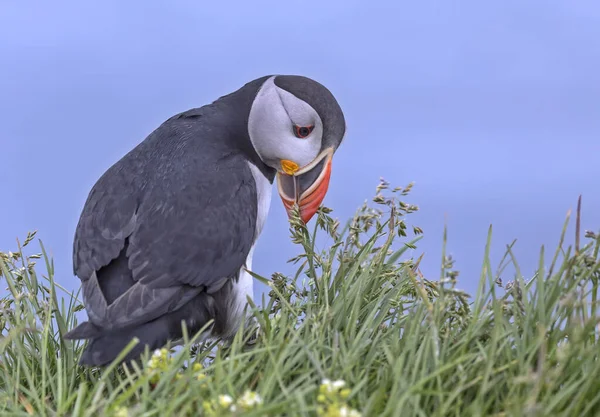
[1,179,600,416]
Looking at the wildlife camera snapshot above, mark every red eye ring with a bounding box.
[294,125,314,139]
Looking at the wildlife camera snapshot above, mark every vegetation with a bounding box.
[1,180,599,416]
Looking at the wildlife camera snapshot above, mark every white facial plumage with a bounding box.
[247,76,324,171]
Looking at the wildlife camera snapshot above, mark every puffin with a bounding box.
[63,75,346,366]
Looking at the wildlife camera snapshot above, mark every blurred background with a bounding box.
[1,0,599,302]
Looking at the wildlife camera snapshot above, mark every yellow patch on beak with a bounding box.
[281,159,299,175]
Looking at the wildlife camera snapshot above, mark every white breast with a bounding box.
[225,162,273,333]
[247,161,272,239]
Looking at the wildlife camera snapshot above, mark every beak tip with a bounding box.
[301,209,318,224]
[280,200,317,224]
[278,150,333,227]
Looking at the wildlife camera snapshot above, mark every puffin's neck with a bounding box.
[215,76,277,184]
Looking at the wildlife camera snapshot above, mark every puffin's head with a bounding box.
[248,75,346,224]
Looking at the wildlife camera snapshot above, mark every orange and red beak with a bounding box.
[276,148,333,224]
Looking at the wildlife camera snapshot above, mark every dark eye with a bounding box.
[293,125,314,139]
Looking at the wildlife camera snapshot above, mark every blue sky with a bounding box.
[1,1,599,303]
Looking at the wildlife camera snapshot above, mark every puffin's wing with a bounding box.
[72,130,259,332]
[73,163,139,281]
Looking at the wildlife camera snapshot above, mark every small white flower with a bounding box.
[339,406,362,417]
[332,379,346,389]
[218,394,234,408]
[320,378,347,394]
[238,390,263,408]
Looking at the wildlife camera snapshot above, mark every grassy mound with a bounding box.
[1,181,599,416]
